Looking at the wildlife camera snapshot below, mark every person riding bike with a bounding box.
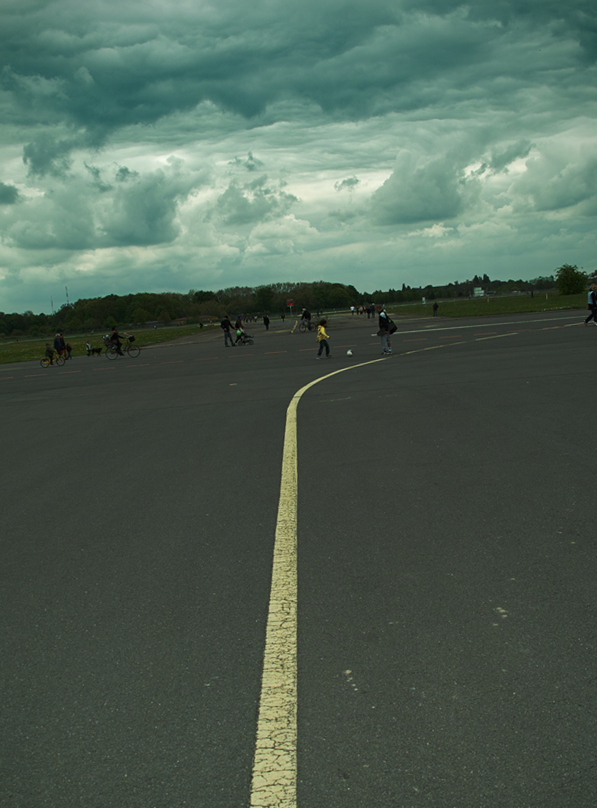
[301,308,312,324]
[110,326,130,356]
[44,343,56,365]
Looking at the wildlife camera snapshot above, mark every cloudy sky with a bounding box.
[1,0,596,313]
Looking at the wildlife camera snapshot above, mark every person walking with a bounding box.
[263,315,270,330]
[316,319,331,359]
[221,315,236,346]
[433,301,439,317]
[584,285,597,326]
[376,305,392,354]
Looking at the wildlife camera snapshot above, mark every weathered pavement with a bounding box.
[1,309,595,807]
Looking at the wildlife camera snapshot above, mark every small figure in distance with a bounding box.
[584,284,597,326]
[263,314,270,331]
[66,342,73,360]
[281,311,285,323]
[376,304,392,354]
[221,314,236,347]
[44,342,55,365]
[316,319,331,359]
[53,332,65,358]
[433,301,439,317]
[110,326,126,355]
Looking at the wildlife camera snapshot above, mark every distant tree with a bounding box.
[255,285,274,312]
[65,317,82,331]
[157,308,171,323]
[555,264,587,295]
[105,315,117,329]
[132,308,151,325]
[193,290,217,304]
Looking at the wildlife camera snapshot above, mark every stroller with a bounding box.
[235,328,254,346]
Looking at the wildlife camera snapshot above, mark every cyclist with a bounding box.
[110,326,130,356]
[44,342,56,365]
[301,308,312,326]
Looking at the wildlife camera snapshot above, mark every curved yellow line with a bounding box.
[250,356,387,807]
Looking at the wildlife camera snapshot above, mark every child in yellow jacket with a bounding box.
[316,319,331,359]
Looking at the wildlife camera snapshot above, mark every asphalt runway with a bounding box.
[1,310,596,807]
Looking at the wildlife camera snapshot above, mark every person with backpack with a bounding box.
[376,305,395,354]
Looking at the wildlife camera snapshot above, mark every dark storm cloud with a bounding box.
[22,134,78,177]
[2,0,593,158]
[0,182,19,204]
[489,140,533,173]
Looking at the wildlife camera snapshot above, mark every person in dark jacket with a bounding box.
[263,315,270,330]
[376,305,392,355]
[110,327,124,355]
[221,315,236,347]
[53,333,66,357]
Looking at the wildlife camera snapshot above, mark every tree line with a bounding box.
[0,271,581,338]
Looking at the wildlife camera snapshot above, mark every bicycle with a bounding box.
[40,352,65,368]
[235,331,254,345]
[299,320,316,333]
[105,334,141,359]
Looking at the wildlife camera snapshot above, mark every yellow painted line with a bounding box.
[251,329,515,804]
[250,355,388,808]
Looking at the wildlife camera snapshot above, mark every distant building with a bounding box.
[473,287,484,297]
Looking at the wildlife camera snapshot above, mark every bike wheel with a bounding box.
[299,322,307,333]
[40,358,50,368]
[127,344,140,358]
[247,338,254,345]
[55,355,65,366]
[105,345,118,359]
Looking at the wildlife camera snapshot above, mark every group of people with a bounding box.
[43,326,130,363]
[220,315,253,346]
[318,304,395,358]
[350,304,377,318]
[44,333,72,364]
[220,305,395,358]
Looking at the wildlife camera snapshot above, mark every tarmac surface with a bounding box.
[1,309,596,807]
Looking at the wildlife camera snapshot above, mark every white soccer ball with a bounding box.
[347,349,353,356]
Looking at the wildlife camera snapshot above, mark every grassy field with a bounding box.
[390,291,586,318]
[0,323,217,365]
